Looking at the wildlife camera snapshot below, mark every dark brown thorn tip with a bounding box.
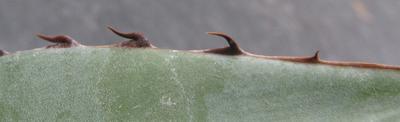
[106,26,154,48]
[204,32,243,55]
[0,50,10,57]
[36,34,80,48]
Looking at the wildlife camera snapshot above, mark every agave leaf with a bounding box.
[0,47,399,121]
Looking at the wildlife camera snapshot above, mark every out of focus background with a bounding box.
[1,0,399,65]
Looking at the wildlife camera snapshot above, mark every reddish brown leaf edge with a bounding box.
[1,27,399,71]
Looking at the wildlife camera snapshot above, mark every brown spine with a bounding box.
[200,32,244,55]
[107,27,155,48]
[36,34,81,48]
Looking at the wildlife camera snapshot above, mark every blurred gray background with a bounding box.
[1,0,399,65]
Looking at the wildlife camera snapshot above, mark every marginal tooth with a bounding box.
[36,34,81,48]
[206,32,240,50]
[37,34,68,43]
[107,26,155,48]
[107,26,145,40]
[203,32,243,55]
[312,50,320,61]
[299,50,321,63]
[0,50,10,56]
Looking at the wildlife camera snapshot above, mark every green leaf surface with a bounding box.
[1,47,400,121]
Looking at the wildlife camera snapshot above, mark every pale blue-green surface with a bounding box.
[1,48,400,121]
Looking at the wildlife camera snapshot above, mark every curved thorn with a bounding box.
[207,32,240,50]
[312,50,320,61]
[36,34,73,44]
[36,34,58,43]
[107,26,145,40]
[107,26,154,48]
[36,34,80,48]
